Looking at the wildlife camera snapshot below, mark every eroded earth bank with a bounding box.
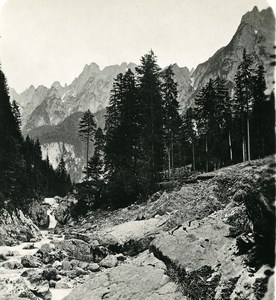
[0,156,275,300]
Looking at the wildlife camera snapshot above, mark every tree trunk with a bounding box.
[247,115,251,161]
[192,140,195,171]
[242,116,246,162]
[167,147,171,180]
[205,137,208,172]
[171,139,174,184]
[228,129,233,163]
[86,132,90,173]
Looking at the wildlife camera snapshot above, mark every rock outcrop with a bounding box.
[0,209,42,246]
[64,251,185,300]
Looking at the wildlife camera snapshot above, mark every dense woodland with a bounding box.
[0,67,72,212]
[74,50,275,212]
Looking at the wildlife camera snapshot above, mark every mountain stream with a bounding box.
[0,198,72,300]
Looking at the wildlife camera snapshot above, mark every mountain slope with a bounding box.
[10,62,136,132]
[191,6,275,96]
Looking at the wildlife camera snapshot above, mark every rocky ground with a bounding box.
[0,156,275,299]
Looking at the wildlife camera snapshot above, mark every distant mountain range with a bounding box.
[10,6,275,182]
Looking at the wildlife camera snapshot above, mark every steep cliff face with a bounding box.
[171,64,194,111]
[28,110,106,182]
[191,7,275,97]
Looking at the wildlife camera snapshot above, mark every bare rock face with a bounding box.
[64,251,185,300]
[191,7,275,100]
[14,62,136,132]
[0,209,42,246]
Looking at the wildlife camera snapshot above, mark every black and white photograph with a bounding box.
[0,0,275,299]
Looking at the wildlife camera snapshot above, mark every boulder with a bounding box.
[21,269,51,300]
[0,277,38,300]
[21,255,41,268]
[40,243,55,254]
[62,259,72,270]
[23,243,36,250]
[52,260,62,269]
[0,253,7,261]
[55,278,74,289]
[49,279,56,288]
[64,251,184,300]
[87,263,100,272]
[54,239,92,261]
[42,268,58,281]
[2,260,23,269]
[75,267,88,276]
[99,255,118,268]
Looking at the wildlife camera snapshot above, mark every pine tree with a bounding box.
[181,107,196,170]
[161,65,181,180]
[251,64,266,158]
[136,50,165,194]
[105,73,125,173]
[233,49,254,161]
[213,77,233,166]
[104,70,141,207]
[85,128,105,180]
[79,110,96,174]
[194,79,217,171]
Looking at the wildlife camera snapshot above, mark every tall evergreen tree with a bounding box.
[251,64,267,159]
[161,65,181,180]
[104,70,141,207]
[194,79,217,171]
[181,107,196,170]
[233,49,254,161]
[85,128,105,181]
[136,50,165,194]
[79,110,96,174]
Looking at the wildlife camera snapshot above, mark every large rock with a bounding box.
[21,255,42,268]
[150,203,268,299]
[99,255,118,268]
[21,269,51,300]
[0,277,39,300]
[2,260,23,269]
[64,251,185,300]
[53,239,92,261]
[0,209,42,246]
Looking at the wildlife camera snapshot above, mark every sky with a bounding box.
[0,0,274,93]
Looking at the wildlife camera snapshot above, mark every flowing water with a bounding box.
[0,198,73,300]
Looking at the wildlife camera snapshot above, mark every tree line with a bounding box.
[0,66,72,212]
[182,50,274,171]
[74,50,274,212]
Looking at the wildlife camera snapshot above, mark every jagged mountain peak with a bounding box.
[241,6,275,30]
[52,81,63,89]
[83,62,100,73]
